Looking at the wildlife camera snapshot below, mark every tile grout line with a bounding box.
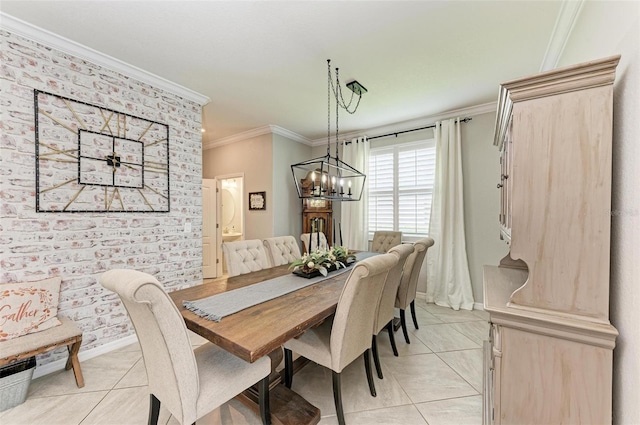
[78,390,113,425]
[77,355,145,425]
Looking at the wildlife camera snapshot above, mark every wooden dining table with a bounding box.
[169,263,353,425]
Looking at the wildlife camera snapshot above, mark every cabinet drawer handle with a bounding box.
[497,183,503,189]
[501,174,509,181]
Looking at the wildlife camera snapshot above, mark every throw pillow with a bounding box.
[0,276,62,341]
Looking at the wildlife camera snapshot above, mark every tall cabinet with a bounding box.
[483,56,620,424]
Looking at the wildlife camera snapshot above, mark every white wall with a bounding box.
[559,2,640,423]
[202,133,274,240]
[272,133,311,241]
[0,29,204,366]
[460,112,509,302]
[203,133,312,243]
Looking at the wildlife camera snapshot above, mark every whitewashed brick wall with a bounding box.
[0,30,204,365]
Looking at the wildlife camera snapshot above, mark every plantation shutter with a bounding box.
[368,140,435,239]
[368,149,394,231]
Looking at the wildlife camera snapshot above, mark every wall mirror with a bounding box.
[221,189,235,227]
[218,175,244,238]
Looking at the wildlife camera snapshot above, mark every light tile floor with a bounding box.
[0,299,489,425]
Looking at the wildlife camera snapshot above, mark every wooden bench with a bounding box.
[0,317,84,387]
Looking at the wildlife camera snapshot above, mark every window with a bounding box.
[368,140,435,239]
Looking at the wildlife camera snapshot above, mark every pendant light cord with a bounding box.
[327,60,332,157]
[335,68,340,165]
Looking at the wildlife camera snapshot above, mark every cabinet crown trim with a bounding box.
[493,54,620,147]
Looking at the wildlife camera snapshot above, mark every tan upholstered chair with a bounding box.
[100,269,272,425]
[371,243,414,379]
[263,236,302,266]
[283,253,398,425]
[222,239,271,277]
[371,231,402,253]
[395,237,435,344]
[300,232,329,253]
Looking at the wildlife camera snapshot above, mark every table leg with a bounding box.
[236,348,320,425]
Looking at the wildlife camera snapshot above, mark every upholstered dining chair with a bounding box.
[263,236,302,266]
[99,269,271,425]
[395,237,435,344]
[222,239,271,277]
[300,232,329,253]
[283,253,398,425]
[370,231,402,253]
[371,243,414,379]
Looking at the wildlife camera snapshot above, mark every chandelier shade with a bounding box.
[291,59,366,202]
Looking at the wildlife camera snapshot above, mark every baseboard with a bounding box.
[32,334,138,379]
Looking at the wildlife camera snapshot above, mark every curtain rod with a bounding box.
[363,117,472,142]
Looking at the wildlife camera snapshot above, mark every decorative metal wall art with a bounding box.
[34,90,170,212]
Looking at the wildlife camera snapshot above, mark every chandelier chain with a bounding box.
[329,68,361,115]
[335,68,340,164]
[327,60,331,156]
[327,61,363,167]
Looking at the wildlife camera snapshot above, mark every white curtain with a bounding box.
[426,119,475,310]
[340,136,369,251]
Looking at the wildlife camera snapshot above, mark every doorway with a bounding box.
[217,174,244,275]
[218,175,244,242]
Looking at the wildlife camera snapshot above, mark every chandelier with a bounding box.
[291,60,367,201]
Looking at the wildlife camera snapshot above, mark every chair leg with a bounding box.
[363,349,377,397]
[284,348,293,389]
[386,321,399,357]
[332,371,346,425]
[66,339,85,388]
[259,375,271,425]
[410,300,419,330]
[148,394,160,425]
[400,309,411,344]
[371,335,383,379]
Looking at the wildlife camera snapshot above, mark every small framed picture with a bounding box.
[249,191,266,210]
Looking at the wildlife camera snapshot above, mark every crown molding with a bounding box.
[204,102,497,150]
[271,125,314,146]
[539,0,585,72]
[0,12,210,106]
[203,125,312,150]
[203,125,273,150]
[310,101,498,146]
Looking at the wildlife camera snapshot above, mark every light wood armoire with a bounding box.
[483,55,620,424]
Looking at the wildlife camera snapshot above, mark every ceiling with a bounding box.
[1,1,568,144]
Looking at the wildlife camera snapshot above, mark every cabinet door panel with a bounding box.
[499,327,612,424]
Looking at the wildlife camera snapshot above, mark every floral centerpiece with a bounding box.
[290,246,357,278]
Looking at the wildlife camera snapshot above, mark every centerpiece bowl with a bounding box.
[290,246,356,278]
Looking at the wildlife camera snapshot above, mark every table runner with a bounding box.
[184,251,377,322]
